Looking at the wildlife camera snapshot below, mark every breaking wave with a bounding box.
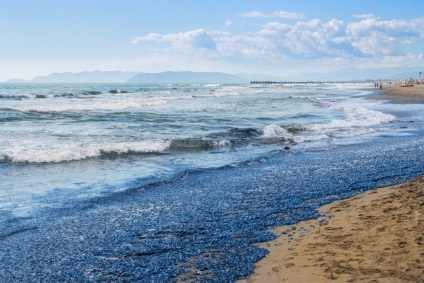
[1,140,172,163]
[307,106,395,132]
[0,98,168,113]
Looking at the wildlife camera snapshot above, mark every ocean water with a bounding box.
[0,83,396,214]
[1,83,424,282]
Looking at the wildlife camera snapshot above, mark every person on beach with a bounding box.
[379,83,382,89]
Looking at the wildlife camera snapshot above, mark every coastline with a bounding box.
[374,83,424,103]
[238,85,424,283]
[2,83,424,282]
[238,176,424,282]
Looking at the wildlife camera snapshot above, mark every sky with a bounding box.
[1,0,424,81]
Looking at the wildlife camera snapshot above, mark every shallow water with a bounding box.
[0,83,398,214]
[0,83,423,282]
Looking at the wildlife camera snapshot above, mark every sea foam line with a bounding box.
[307,106,395,131]
[2,140,172,163]
[260,106,395,143]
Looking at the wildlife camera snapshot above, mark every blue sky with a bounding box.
[1,0,424,81]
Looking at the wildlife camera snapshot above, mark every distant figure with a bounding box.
[379,83,382,89]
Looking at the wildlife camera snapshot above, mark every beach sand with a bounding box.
[238,176,424,283]
[236,83,424,283]
[375,83,424,103]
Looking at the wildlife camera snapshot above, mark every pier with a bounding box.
[250,81,322,84]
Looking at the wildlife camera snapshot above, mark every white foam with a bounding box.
[2,140,171,163]
[293,134,329,143]
[6,97,168,113]
[307,106,395,132]
[160,95,194,100]
[330,128,376,138]
[261,105,394,144]
[262,124,291,138]
[212,140,232,147]
[211,85,245,97]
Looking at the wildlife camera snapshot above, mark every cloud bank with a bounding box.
[126,11,424,76]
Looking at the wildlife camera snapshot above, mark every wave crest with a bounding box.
[262,124,290,138]
[2,140,171,163]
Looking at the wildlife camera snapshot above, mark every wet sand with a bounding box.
[236,83,424,283]
[375,83,424,103]
[238,177,424,283]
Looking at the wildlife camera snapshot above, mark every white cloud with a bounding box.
[132,33,163,44]
[241,11,306,20]
[347,17,424,38]
[325,19,344,33]
[352,14,379,19]
[346,17,424,56]
[132,29,217,51]
[225,20,232,27]
[272,11,307,20]
[255,18,350,58]
[296,19,322,29]
[240,11,264,18]
[262,22,291,31]
[127,15,424,76]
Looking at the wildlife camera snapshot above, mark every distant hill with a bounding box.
[3,71,247,84]
[31,71,139,83]
[2,68,422,84]
[126,71,247,84]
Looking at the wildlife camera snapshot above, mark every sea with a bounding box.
[1,82,424,282]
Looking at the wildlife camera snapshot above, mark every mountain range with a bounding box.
[2,68,423,84]
[3,71,248,84]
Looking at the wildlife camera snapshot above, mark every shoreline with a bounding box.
[373,83,424,103]
[2,83,424,282]
[238,85,424,283]
[238,176,424,282]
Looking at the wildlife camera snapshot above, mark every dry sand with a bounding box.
[238,177,424,283]
[375,83,424,103]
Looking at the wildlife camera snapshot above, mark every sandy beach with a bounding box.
[375,83,424,103]
[240,177,424,282]
[238,84,424,283]
[239,84,424,283]
[238,176,424,283]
